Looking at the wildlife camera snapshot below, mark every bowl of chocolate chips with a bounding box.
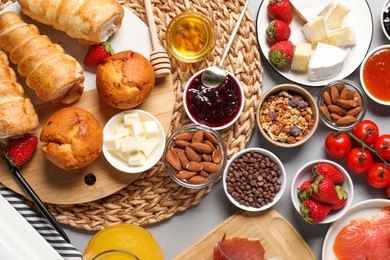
[222,147,286,212]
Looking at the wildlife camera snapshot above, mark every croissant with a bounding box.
[18,0,124,45]
[0,11,84,104]
[0,51,39,138]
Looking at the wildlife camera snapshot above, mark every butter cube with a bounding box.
[120,136,145,153]
[141,137,159,157]
[325,2,350,29]
[302,16,327,46]
[115,124,132,138]
[123,111,141,126]
[104,134,120,150]
[143,121,159,138]
[114,150,129,161]
[128,152,146,166]
[291,42,312,72]
[327,26,356,47]
[131,121,145,138]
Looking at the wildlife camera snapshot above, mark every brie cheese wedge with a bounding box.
[327,26,356,47]
[302,16,327,46]
[290,0,333,23]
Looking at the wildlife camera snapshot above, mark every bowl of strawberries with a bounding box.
[291,160,354,224]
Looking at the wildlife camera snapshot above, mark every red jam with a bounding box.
[362,48,390,102]
[186,73,242,127]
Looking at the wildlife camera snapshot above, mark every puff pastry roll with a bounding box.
[18,0,124,45]
[0,11,84,104]
[0,51,39,138]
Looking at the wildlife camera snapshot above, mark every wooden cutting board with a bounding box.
[174,209,315,260]
[0,4,174,205]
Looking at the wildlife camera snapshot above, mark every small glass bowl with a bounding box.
[166,11,216,63]
[163,124,227,189]
[318,79,367,131]
[381,0,390,41]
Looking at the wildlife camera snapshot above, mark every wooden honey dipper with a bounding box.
[144,0,171,78]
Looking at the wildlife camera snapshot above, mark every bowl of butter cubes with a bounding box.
[102,109,166,173]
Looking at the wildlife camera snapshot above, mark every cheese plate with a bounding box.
[256,0,373,87]
[0,3,175,204]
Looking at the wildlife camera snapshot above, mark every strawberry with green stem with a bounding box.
[83,41,115,67]
[330,185,348,210]
[266,20,291,44]
[1,135,38,168]
[312,162,344,184]
[300,199,331,224]
[268,40,295,69]
[310,175,341,205]
[267,0,293,24]
[298,180,313,201]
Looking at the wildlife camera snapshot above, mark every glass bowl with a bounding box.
[163,124,227,189]
[381,0,390,41]
[318,79,367,131]
[166,11,216,63]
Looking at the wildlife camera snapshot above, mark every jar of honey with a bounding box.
[82,224,164,260]
[166,11,215,63]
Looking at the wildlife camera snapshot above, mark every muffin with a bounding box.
[40,107,103,170]
[96,50,155,109]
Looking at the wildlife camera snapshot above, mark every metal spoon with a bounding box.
[201,1,249,88]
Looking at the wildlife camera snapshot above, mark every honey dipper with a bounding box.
[144,0,171,78]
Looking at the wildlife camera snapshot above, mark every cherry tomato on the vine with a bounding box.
[346,148,373,174]
[373,134,390,160]
[352,120,379,146]
[366,163,390,189]
[324,132,352,159]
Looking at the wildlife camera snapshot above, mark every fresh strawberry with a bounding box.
[267,0,293,24]
[300,199,331,224]
[298,180,313,201]
[268,40,294,69]
[330,185,348,210]
[310,175,340,205]
[5,135,38,167]
[312,162,344,184]
[83,41,114,67]
[266,20,291,44]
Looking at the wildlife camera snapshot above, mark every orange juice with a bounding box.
[82,224,164,260]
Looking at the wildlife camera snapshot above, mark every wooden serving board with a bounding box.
[174,209,315,260]
[0,4,175,205]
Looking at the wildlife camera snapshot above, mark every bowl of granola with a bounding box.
[256,84,319,148]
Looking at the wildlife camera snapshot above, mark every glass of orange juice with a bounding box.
[82,224,164,260]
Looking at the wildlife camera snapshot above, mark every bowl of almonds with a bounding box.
[163,124,227,189]
[318,80,367,131]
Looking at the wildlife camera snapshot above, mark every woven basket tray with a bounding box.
[0,0,263,231]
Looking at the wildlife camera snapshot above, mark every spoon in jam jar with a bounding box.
[201,1,248,88]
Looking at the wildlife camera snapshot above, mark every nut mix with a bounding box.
[259,90,315,144]
[165,130,222,184]
[226,151,282,208]
[320,82,363,126]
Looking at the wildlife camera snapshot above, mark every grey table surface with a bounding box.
[64,0,389,259]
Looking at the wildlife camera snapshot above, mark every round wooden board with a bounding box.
[0,76,174,205]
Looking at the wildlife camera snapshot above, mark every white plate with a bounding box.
[322,199,390,259]
[0,195,62,259]
[2,2,152,104]
[256,0,373,87]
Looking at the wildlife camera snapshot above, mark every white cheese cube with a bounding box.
[291,42,312,72]
[115,124,132,138]
[308,43,350,81]
[141,137,159,157]
[143,121,159,138]
[302,16,327,46]
[123,111,141,126]
[104,134,120,150]
[114,150,130,161]
[131,121,145,138]
[325,2,350,29]
[327,26,356,47]
[290,0,333,23]
[120,136,145,153]
[128,152,146,166]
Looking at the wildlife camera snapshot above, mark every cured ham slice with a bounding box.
[214,235,265,260]
[333,206,390,260]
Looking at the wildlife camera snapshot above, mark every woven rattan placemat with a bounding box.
[0,0,263,230]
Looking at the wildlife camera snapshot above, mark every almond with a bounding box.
[336,115,357,126]
[188,175,208,184]
[176,170,198,180]
[335,83,345,93]
[176,149,189,168]
[330,86,339,104]
[191,130,204,143]
[331,113,342,121]
[323,91,332,106]
[336,99,358,109]
[328,104,346,116]
[186,161,203,171]
[201,162,221,173]
[204,140,216,150]
[189,142,213,154]
[202,153,212,162]
[320,105,331,121]
[203,131,219,145]
[339,87,348,100]
[345,89,355,100]
[174,140,190,149]
[346,106,362,116]
[212,148,222,163]
[174,132,193,141]
[198,170,209,178]
[166,149,182,171]
[353,91,362,105]
[185,146,201,162]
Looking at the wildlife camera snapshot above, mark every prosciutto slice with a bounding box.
[214,235,265,260]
